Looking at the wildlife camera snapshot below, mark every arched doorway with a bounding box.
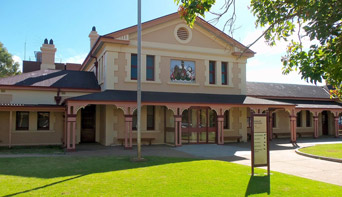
[181,107,217,144]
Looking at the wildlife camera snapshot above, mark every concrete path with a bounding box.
[174,138,342,186]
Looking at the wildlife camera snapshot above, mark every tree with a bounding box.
[174,0,342,99]
[0,42,21,78]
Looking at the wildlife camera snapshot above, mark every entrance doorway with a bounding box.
[81,105,96,143]
[322,111,329,135]
[181,107,217,144]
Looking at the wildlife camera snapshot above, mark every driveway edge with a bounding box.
[295,147,342,163]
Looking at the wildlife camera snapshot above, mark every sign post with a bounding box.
[251,112,270,176]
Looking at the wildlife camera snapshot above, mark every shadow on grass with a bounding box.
[245,175,270,196]
[3,175,85,197]
[0,156,199,196]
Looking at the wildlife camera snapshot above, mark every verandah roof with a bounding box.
[66,90,294,107]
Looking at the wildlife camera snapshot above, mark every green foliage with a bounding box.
[251,0,342,99]
[174,0,215,27]
[174,0,342,99]
[0,42,21,78]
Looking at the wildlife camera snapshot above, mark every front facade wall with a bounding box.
[0,111,63,146]
[85,19,248,95]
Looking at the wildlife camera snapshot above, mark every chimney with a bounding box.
[40,38,57,70]
[89,26,99,50]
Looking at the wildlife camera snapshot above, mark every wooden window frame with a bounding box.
[37,112,50,130]
[131,54,137,80]
[209,61,216,84]
[221,62,228,85]
[146,55,155,81]
[16,111,29,130]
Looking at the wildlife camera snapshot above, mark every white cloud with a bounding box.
[65,53,87,64]
[12,55,23,72]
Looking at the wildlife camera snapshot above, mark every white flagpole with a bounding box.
[137,0,142,160]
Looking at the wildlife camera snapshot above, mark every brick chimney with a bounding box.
[40,38,57,70]
[89,26,99,50]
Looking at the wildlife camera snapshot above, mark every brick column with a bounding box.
[217,115,224,145]
[174,115,182,146]
[124,115,133,149]
[314,116,319,138]
[334,116,339,138]
[269,113,273,140]
[290,116,297,143]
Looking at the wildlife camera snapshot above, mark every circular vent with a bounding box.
[177,27,189,41]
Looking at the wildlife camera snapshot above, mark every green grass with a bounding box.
[0,156,341,196]
[300,143,342,159]
[0,146,64,154]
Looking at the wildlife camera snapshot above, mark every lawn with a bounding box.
[0,156,341,196]
[300,143,342,159]
[0,146,64,154]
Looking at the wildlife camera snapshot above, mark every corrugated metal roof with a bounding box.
[247,82,330,99]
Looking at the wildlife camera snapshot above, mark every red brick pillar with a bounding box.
[334,116,339,138]
[217,115,224,145]
[313,116,319,138]
[269,113,273,140]
[124,115,133,149]
[290,116,297,143]
[174,115,182,146]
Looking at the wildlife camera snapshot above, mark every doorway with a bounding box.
[181,107,217,144]
[81,105,96,143]
[322,111,329,135]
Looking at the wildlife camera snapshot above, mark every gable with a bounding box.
[134,20,230,51]
[104,13,254,55]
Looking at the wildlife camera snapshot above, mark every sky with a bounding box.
[0,0,322,86]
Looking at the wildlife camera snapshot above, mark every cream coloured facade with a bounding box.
[0,13,341,150]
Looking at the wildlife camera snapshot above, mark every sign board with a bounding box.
[251,113,270,176]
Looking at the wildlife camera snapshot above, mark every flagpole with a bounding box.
[137,0,142,160]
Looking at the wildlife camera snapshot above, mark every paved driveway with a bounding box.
[174,138,342,186]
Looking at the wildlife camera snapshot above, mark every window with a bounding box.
[131,54,137,80]
[147,106,155,130]
[272,113,276,128]
[209,110,217,127]
[16,111,29,130]
[209,61,216,84]
[339,115,342,130]
[146,55,155,81]
[221,62,228,85]
[306,111,311,127]
[224,110,230,129]
[297,111,302,127]
[132,110,137,130]
[37,112,50,130]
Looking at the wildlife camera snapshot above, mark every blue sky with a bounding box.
[0,0,320,85]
